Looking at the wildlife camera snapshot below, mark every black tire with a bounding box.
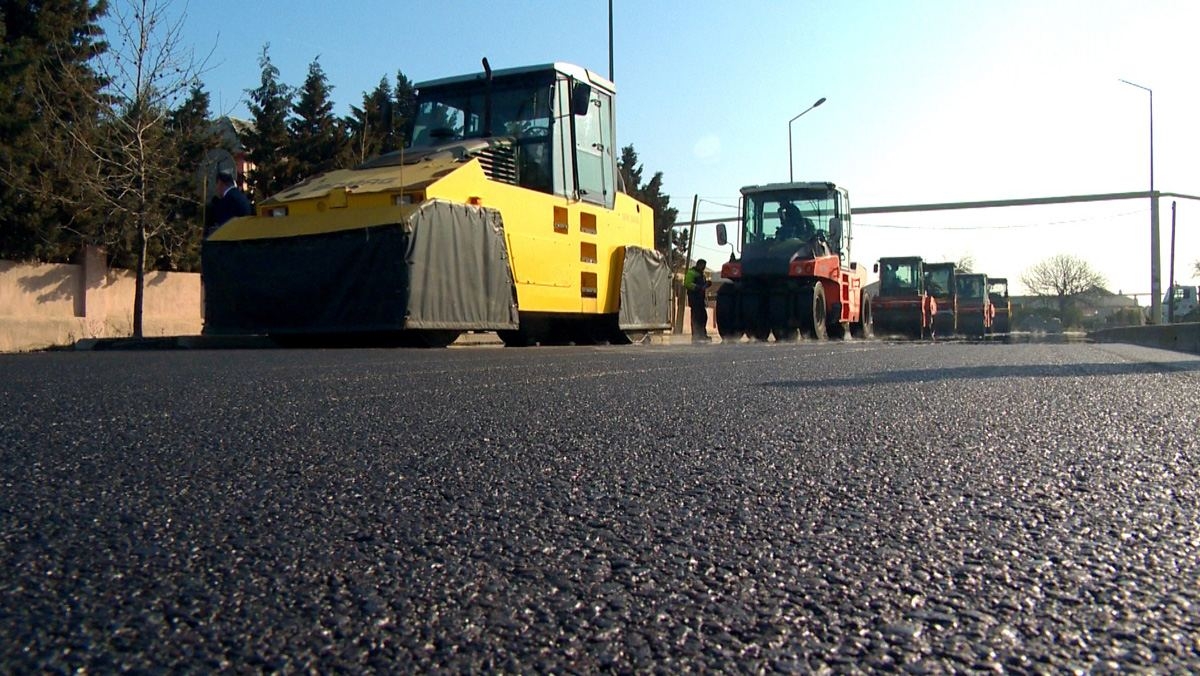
[805,282,828,340]
[498,328,535,347]
[851,294,874,339]
[411,330,462,348]
[613,330,649,345]
[768,293,796,342]
[827,310,848,340]
[796,287,815,336]
[739,293,770,341]
[772,326,799,342]
[716,286,741,339]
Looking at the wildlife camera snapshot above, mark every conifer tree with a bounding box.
[161,82,215,271]
[345,76,392,164]
[617,144,681,261]
[0,0,108,262]
[245,44,293,198]
[290,57,343,178]
[391,70,416,150]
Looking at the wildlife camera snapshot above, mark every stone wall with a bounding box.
[0,247,202,352]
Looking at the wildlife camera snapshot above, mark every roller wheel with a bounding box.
[827,318,848,340]
[411,330,462,348]
[772,326,799,342]
[768,293,791,340]
[498,328,535,347]
[618,330,650,345]
[851,294,874,339]
[716,286,741,340]
[803,282,828,340]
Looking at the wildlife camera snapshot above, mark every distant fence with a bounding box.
[0,247,202,352]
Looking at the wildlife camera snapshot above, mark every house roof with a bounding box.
[210,116,255,152]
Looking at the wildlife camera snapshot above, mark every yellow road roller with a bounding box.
[203,61,670,347]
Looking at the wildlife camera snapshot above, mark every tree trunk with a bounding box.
[133,218,146,338]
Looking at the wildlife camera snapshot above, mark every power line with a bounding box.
[698,198,739,211]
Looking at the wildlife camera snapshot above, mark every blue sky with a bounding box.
[113,0,1199,297]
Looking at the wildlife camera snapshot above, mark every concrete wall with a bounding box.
[0,247,202,352]
[1089,323,1200,354]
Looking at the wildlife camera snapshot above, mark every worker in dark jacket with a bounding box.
[205,169,252,237]
[684,259,712,342]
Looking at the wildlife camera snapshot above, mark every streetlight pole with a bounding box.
[607,0,614,82]
[1168,200,1176,323]
[788,97,826,182]
[1120,79,1160,323]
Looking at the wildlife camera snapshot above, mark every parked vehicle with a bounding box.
[714,182,871,341]
[924,262,958,336]
[202,61,670,347]
[1162,285,1199,322]
[955,273,994,337]
[874,256,937,338]
[987,277,1011,333]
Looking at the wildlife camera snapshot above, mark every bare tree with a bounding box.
[1020,253,1106,322]
[35,0,210,337]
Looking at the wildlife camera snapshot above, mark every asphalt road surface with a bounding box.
[2,339,1198,672]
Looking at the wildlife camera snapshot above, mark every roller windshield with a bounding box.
[742,188,837,244]
[925,267,953,297]
[956,275,986,301]
[879,260,922,296]
[409,74,555,148]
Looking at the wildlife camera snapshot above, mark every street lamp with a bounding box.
[1119,78,1160,323]
[788,97,826,182]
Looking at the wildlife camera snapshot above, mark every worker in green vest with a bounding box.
[684,259,711,342]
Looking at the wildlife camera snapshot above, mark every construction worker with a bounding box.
[684,259,712,342]
[923,293,938,339]
[778,201,815,240]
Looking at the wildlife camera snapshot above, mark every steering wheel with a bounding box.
[520,124,551,139]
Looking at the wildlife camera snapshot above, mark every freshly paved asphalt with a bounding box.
[1,339,1198,672]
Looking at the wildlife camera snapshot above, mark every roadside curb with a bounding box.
[68,330,686,350]
[74,335,278,351]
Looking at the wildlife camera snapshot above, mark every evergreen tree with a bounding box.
[0,0,108,263]
[245,44,293,199]
[344,76,392,164]
[161,82,214,271]
[618,145,643,195]
[289,57,343,178]
[617,144,680,260]
[392,69,416,150]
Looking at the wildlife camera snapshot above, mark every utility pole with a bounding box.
[608,0,614,82]
[1168,200,1177,323]
[1120,79,1159,324]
